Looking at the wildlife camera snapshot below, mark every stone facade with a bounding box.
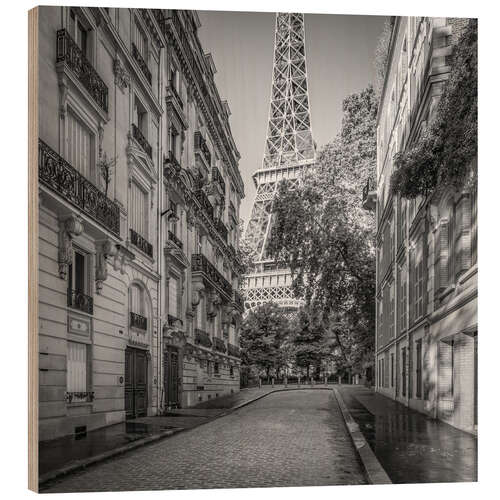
[370,17,477,434]
[38,7,244,442]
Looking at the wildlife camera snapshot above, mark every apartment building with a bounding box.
[37,7,244,442]
[365,17,477,433]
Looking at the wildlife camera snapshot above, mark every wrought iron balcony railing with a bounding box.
[130,228,153,258]
[56,29,108,113]
[234,289,245,312]
[39,140,120,236]
[130,311,147,331]
[132,124,153,159]
[161,11,236,166]
[195,328,212,348]
[67,288,94,315]
[194,131,211,166]
[168,230,183,250]
[194,189,214,220]
[227,343,240,358]
[213,337,227,353]
[211,166,226,194]
[191,253,232,297]
[65,391,95,404]
[362,177,376,211]
[131,42,152,84]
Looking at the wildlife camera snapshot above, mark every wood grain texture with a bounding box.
[28,6,39,492]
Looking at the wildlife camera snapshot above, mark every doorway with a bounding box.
[125,347,148,419]
[164,346,180,408]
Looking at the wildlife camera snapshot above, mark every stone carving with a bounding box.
[113,58,130,92]
[58,215,83,279]
[95,239,118,294]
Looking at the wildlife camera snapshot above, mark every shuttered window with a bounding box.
[402,347,407,397]
[455,194,472,278]
[67,341,88,401]
[416,339,422,398]
[471,186,477,266]
[169,276,179,317]
[130,181,148,238]
[67,110,93,179]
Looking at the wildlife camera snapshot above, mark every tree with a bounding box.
[240,302,291,380]
[268,86,378,377]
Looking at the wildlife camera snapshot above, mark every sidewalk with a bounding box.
[39,384,326,484]
[337,385,477,483]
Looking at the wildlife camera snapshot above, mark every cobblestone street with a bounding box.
[42,390,367,492]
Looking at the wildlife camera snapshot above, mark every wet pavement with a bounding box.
[41,390,367,492]
[338,385,477,483]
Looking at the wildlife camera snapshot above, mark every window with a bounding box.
[69,9,89,56]
[133,20,148,59]
[230,365,234,378]
[168,275,181,318]
[68,249,88,295]
[471,186,477,266]
[170,126,179,160]
[214,362,219,375]
[170,65,179,92]
[391,353,394,388]
[134,97,148,137]
[67,341,89,402]
[416,339,422,398]
[66,110,94,180]
[411,238,425,323]
[207,360,213,377]
[402,347,407,397]
[130,181,148,239]
[129,283,145,316]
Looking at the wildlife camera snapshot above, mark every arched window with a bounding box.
[129,283,148,331]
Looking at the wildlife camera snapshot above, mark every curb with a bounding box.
[39,386,328,488]
[333,387,392,485]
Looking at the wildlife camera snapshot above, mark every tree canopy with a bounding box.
[267,86,378,375]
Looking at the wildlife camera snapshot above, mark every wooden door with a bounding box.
[125,347,148,419]
[164,347,179,408]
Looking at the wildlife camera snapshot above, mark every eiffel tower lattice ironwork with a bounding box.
[243,12,316,314]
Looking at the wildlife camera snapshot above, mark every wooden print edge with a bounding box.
[28,5,39,493]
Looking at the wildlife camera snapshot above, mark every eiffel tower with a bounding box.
[243,12,316,314]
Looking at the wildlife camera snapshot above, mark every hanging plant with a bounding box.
[391,19,477,198]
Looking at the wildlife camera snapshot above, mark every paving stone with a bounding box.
[42,389,367,492]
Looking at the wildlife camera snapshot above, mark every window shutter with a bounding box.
[438,341,453,401]
[67,342,87,393]
[434,220,449,293]
[409,249,414,325]
[455,194,471,278]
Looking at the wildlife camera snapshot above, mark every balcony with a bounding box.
[211,166,226,195]
[130,311,147,331]
[67,289,93,315]
[194,189,214,220]
[362,177,377,211]
[195,328,212,348]
[213,337,227,354]
[56,29,108,113]
[194,131,211,166]
[191,253,232,298]
[214,218,228,242]
[130,228,153,258]
[227,343,240,358]
[168,230,183,250]
[234,289,245,312]
[131,42,152,84]
[39,139,120,236]
[132,124,152,159]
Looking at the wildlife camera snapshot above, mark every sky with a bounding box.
[197,10,386,225]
